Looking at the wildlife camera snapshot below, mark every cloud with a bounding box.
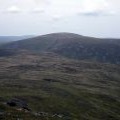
[33,0,50,5]
[6,6,21,13]
[38,0,116,18]
[78,0,115,16]
[0,0,116,16]
[32,8,45,13]
[78,11,116,17]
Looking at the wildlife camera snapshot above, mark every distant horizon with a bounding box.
[0,0,120,38]
[0,32,120,39]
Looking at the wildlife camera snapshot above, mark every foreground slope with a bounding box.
[0,52,120,120]
[1,33,120,64]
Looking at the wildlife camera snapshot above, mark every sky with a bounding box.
[0,0,120,38]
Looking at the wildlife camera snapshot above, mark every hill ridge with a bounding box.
[1,32,120,64]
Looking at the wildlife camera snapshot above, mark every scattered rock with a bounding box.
[6,98,31,111]
[52,114,63,118]
[33,112,48,117]
[33,111,64,118]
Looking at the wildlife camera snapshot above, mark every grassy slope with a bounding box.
[0,52,120,120]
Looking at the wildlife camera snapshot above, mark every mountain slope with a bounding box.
[0,52,120,120]
[0,36,34,45]
[1,32,120,64]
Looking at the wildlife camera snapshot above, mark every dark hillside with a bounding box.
[1,33,120,64]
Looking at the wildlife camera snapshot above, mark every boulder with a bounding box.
[7,98,30,111]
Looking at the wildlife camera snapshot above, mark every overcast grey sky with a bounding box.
[0,0,120,38]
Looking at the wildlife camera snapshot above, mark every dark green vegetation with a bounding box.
[0,33,120,120]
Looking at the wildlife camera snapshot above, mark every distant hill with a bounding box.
[1,32,120,64]
[0,36,34,45]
